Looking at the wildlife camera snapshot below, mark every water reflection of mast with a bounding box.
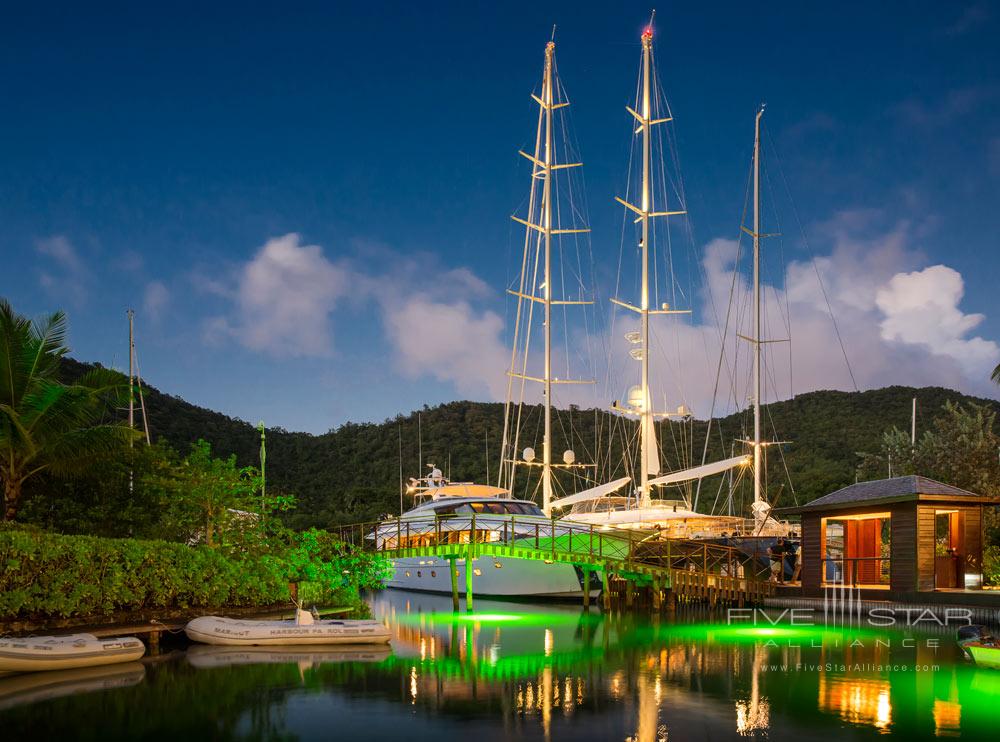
[735,643,770,735]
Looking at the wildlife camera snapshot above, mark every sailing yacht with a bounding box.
[553,22,794,542]
[382,39,600,599]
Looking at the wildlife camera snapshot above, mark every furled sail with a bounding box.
[643,409,660,475]
[549,477,632,510]
[646,455,750,488]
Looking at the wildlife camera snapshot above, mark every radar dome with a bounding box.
[563,449,575,465]
[522,447,536,462]
[627,385,645,411]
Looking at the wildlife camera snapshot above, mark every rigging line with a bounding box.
[760,152,795,402]
[766,125,858,392]
[501,86,546,489]
[692,169,752,511]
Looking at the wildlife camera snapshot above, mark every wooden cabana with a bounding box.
[775,475,999,596]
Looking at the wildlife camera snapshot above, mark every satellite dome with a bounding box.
[563,449,575,465]
[522,447,536,462]
[627,385,645,411]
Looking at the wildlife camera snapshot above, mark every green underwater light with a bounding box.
[455,613,522,623]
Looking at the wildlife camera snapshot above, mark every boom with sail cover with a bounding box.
[647,455,750,488]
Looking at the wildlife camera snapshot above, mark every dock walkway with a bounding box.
[333,514,774,610]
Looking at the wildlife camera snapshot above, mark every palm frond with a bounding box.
[992,363,1000,386]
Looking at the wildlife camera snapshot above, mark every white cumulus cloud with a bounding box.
[143,281,170,321]
[876,265,998,377]
[207,233,352,357]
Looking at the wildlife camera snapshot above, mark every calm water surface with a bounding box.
[1,590,997,740]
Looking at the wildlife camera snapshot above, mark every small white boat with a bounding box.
[0,634,146,673]
[184,609,392,646]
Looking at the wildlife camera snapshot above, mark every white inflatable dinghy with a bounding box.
[0,634,146,673]
[184,609,392,646]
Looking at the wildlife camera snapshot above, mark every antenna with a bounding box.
[398,422,404,516]
[911,397,917,447]
[258,421,266,526]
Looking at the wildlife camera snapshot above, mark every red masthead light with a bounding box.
[642,27,653,39]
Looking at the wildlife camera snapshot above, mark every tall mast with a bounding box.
[541,40,555,515]
[752,105,764,514]
[613,22,687,507]
[506,38,591,513]
[638,29,653,506]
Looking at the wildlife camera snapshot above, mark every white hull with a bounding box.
[184,616,392,646]
[386,555,597,598]
[0,634,145,673]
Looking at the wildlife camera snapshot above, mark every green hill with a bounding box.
[60,358,1000,527]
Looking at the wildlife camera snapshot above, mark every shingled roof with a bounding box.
[775,475,995,515]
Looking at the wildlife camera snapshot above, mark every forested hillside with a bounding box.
[60,358,1000,527]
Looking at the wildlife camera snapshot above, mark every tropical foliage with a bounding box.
[0,524,387,620]
[55,355,1000,529]
[0,300,135,520]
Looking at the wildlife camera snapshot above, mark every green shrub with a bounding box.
[0,527,388,620]
[984,545,1000,587]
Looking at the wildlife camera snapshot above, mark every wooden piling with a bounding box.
[465,545,474,613]
[602,569,611,611]
[582,567,591,609]
[449,556,459,612]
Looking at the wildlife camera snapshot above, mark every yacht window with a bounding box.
[455,504,473,513]
[482,502,507,514]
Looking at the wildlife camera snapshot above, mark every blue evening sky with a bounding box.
[2,2,998,433]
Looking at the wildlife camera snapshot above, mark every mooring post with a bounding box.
[465,545,474,612]
[652,577,662,612]
[625,578,635,609]
[147,629,160,655]
[449,555,460,612]
[602,569,611,611]
[582,566,591,609]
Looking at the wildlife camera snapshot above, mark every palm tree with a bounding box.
[0,299,135,520]
[993,363,1000,386]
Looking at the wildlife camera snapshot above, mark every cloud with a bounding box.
[143,281,170,321]
[945,2,992,37]
[205,235,509,399]
[895,85,998,129]
[599,214,999,422]
[207,233,352,357]
[876,265,998,376]
[382,294,508,399]
[35,235,89,306]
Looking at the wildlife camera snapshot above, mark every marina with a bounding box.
[1,3,999,740]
